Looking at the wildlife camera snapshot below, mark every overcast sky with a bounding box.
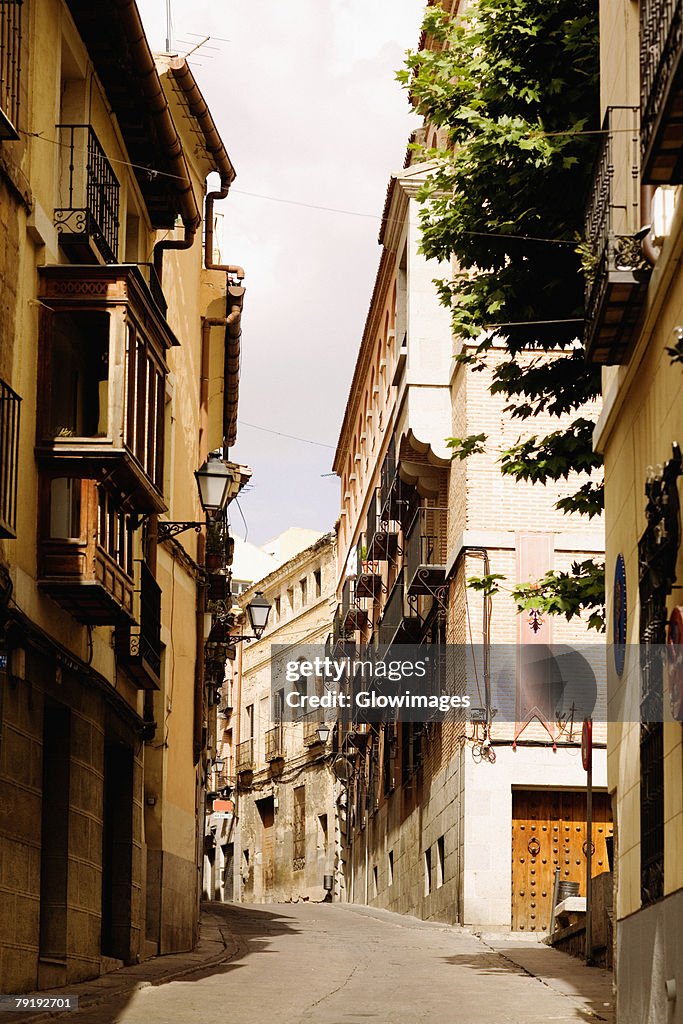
[138,0,424,545]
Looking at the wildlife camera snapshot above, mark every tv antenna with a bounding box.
[164,0,173,52]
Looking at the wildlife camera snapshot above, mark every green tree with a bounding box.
[399,0,605,629]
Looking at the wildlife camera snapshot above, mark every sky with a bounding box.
[137,0,425,546]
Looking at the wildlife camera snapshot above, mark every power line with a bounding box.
[237,419,338,450]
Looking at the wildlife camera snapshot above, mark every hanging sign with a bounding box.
[581,718,592,772]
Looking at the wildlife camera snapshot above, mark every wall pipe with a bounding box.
[641,185,659,267]
[113,1,201,280]
[170,58,245,449]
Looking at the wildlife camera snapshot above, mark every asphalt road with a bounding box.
[82,902,611,1024]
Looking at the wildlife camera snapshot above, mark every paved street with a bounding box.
[54,902,613,1024]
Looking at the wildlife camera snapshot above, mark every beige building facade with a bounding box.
[588,2,683,1021]
[209,532,340,904]
[332,120,608,935]
[0,0,247,992]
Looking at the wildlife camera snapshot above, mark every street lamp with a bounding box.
[158,451,237,541]
[317,724,331,744]
[195,452,235,516]
[246,591,271,639]
[230,591,272,643]
[213,755,226,773]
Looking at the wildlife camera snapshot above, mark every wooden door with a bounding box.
[256,797,275,898]
[511,790,613,932]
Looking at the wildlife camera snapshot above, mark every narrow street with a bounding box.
[65,903,613,1024]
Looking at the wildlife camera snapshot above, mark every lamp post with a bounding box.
[317,724,331,744]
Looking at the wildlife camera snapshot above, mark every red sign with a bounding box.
[213,799,234,814]
[581,719,592,772]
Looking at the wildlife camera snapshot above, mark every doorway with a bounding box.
[256,796,275,898]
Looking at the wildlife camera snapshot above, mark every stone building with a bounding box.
[211,532,339,904]
[0,0,248,992]
[586,2,683,1020]
[331,24,609,935]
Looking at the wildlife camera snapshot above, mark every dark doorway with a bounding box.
[39,702,71,958]
[101,744,134,960]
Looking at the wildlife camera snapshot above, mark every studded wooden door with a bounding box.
[511,789,613,932]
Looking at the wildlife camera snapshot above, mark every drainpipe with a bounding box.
[641,185,659,266]
[114,2,201,282]
[170,58,245,448]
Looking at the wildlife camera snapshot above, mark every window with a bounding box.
[372,865,378,898]
[0,377,20,538]
[314,569,321,598]
[287,587,294,612]
[125,323,165,492]
[245,704,254,740]
[49,478,81,540]
[388,849,394,886]
[436,836,445,889]
[274,595,281,621]
[293,785,306,870]
[300,577,307,606]
[424,848,432,896]
[317,814,328,852]
[0,1,22,139]
[97,488,133,577]
[49,311,110,438]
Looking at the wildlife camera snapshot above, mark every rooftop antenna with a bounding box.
[165,0,173,52]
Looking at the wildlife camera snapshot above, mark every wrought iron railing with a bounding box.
[303,710,325,746]
[0,377,20,538]
[405,507,447,590]
[265,726,284,761]
[641,0,683,174]
[55,124,120,263]
[378,570,407,649]
[236,738,254,772]
[583,106,648,359]
[132,262,167,318]
[0,1,22,139]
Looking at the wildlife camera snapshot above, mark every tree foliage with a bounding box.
[399,0,605,628]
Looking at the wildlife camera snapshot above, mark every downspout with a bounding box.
[113,1,201,281]
[641,185,659,266]
[170,58,245,449]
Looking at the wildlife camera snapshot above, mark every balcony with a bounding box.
[236,738,255,773]
[303,711,328,747]
[583,107,651,364]
[341,577,368,632]
[405,506,447,597]
[55,125,120,264]
[36,264,178,514]
[332,605,356,657]
[0,1,22,140]
[38,478,134,624]
[0,378,21,538]
[377,570,420,650]
[641,0,683,184]
[366,487,400,561]
[115,560,161,689]
[265,726,285,762]
[356,537,383,600]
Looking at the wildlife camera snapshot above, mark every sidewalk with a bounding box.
[0,905,239,1024]
[477,930,615,1023]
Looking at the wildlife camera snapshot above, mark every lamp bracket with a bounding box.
[158,521,204,542]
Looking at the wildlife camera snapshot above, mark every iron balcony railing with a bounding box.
[236,738,255,772]
[265,726,284,761]
[0,1,22,139]
[583,106,651,364]
[404,506,448,597]
[367,486,401,560]
[341,577,368,632]
[130,262,167,318]
[0,377,20,538]
[641,0,683,183]
[55,124,120,263]
[303,710,327,746]
[377,569,419,650]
